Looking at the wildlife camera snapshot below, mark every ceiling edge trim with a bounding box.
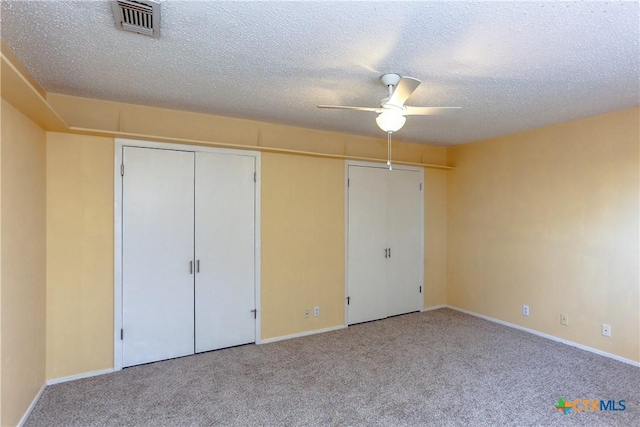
[1,52,69,131]
[1,40,46,97]
[68,126,454,170]
[0,50,453,170]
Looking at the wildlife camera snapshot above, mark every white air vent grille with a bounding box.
[111,0,160,38]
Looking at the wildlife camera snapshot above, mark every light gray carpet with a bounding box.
[26,309,639,426]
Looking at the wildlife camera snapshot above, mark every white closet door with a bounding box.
[195,152,255,352]
[347,166,389,324]
[387,169,422,317]
[122,147,195,367]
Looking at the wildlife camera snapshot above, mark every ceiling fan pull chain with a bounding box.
[387,131,393,171]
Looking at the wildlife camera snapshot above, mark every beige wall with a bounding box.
[447,107,640,362]
[261,153,345,338]
[0,98,3,427]
[424,169,448,308]
[1,99,47,426]
[45,132,114,380]
[43,137,447,378]
[40,96,449,378]
[1,94,3,427]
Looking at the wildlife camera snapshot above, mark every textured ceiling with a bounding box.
[1,1,638,146]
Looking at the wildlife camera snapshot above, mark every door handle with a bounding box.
[385,248,388,258]
[196,260,200,273]
[389,247,391,258]
[189,260,193,274]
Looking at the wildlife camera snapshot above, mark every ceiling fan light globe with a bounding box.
[376,110,406,132]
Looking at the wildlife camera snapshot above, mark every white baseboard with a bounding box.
[17,383,45,427]
[446,305,640,368]
[259,324,347,344]
[46,368,114,386]
[421,304,447,312]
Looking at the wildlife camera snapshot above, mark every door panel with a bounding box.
[347,166,389,324]
[122,147,195,367]
[195,153,256,352]
[387,169,422,317]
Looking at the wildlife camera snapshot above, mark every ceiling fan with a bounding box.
[318,73,461,133]
[318,73,461,169]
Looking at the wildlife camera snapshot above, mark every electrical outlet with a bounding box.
[313,306,320,317]
[561,313,569,326]
[304,309,310,319]
[602,323,611,338]
[522,305,529,316]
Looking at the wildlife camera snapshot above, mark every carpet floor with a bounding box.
[26,308,639,426]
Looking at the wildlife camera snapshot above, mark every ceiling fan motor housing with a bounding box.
[380,73,401,87]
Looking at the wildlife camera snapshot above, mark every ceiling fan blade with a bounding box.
[404,106,462,116]
[317,105,379,112]
[387,77,421,107]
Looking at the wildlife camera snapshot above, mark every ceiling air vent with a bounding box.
[111,0,160,38]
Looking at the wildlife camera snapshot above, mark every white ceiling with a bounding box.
[1,1,638,146]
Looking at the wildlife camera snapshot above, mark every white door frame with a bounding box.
[344,160,424,326]
[114,138,262,371]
